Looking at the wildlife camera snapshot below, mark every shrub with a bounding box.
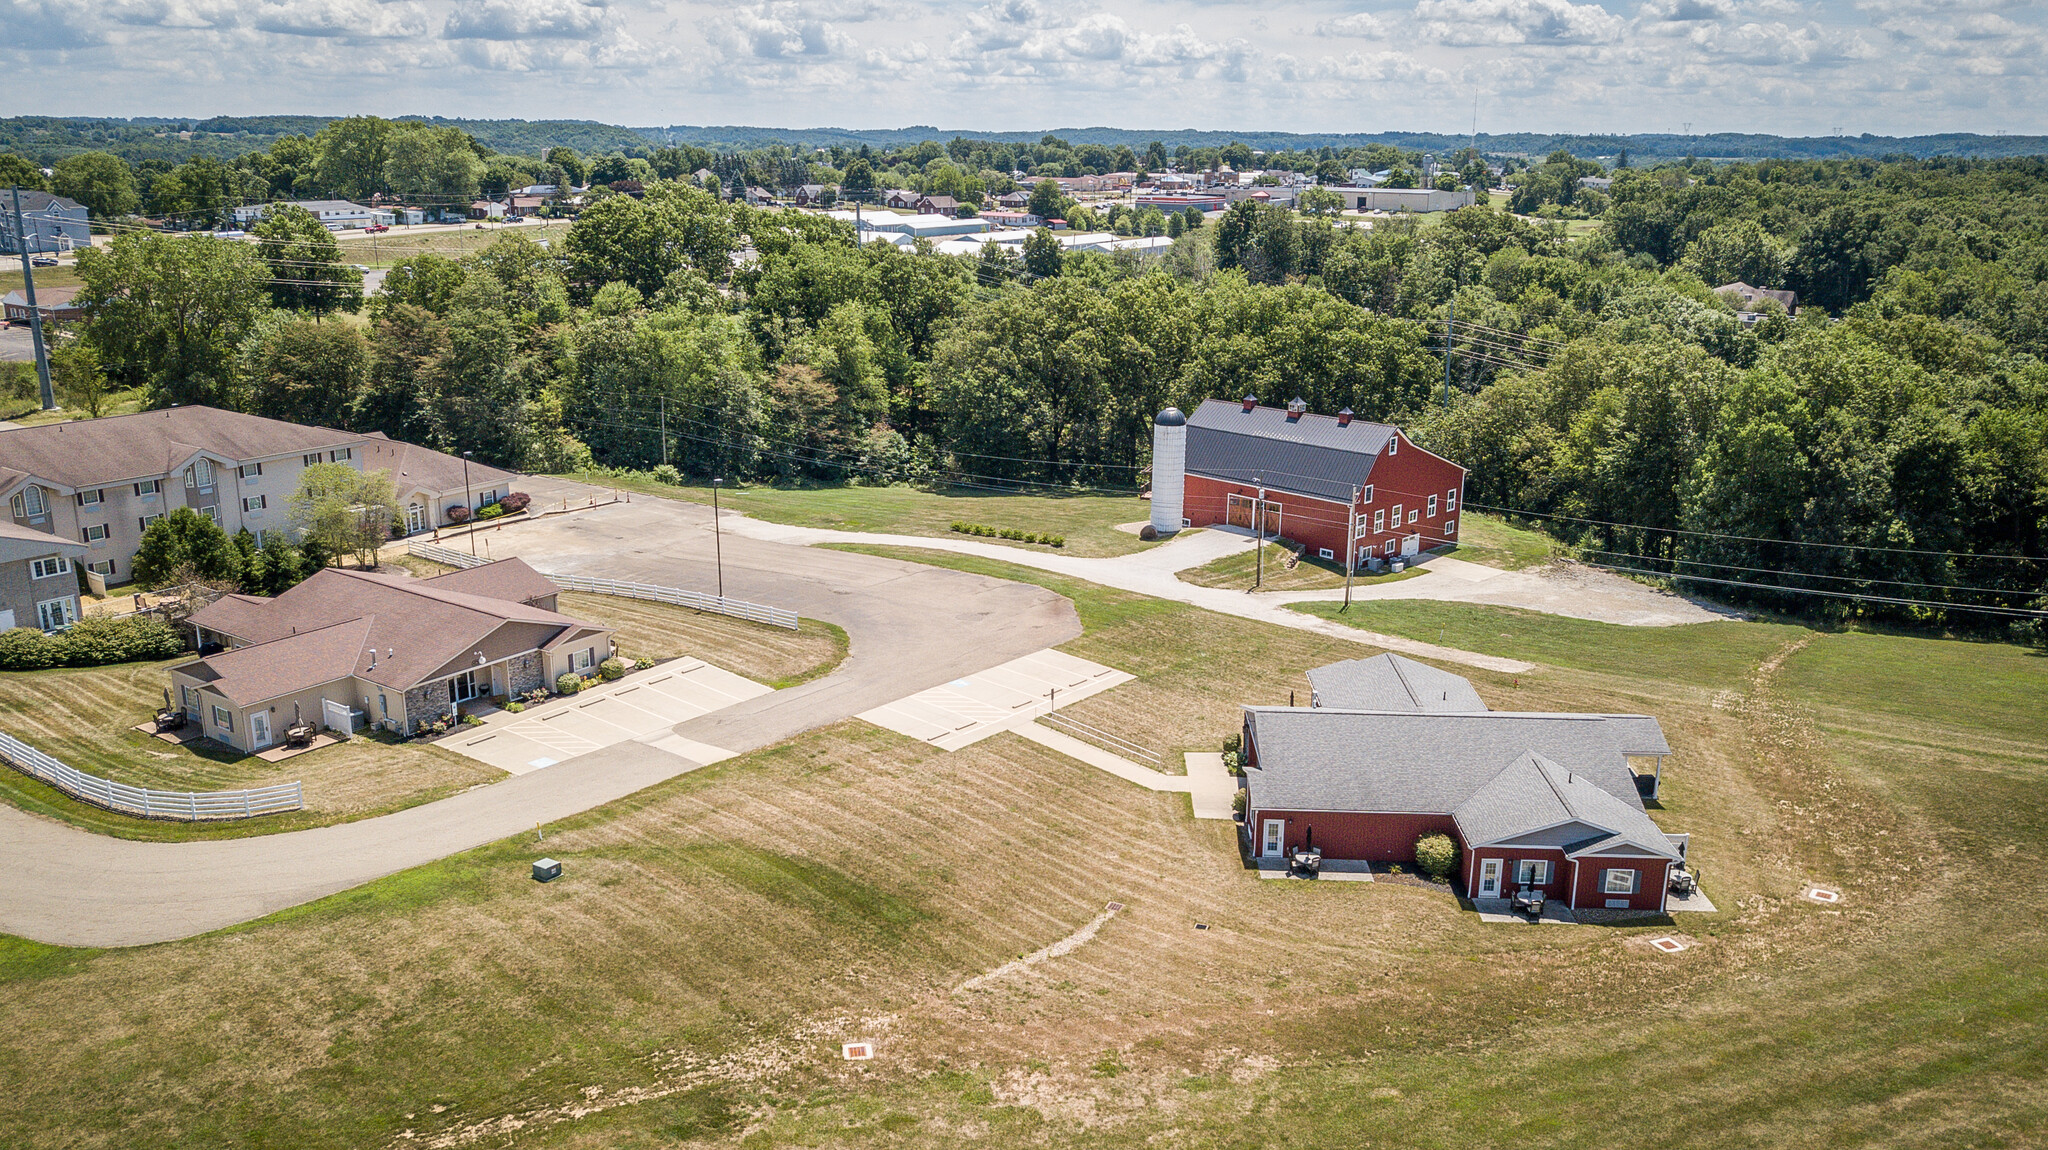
[500,491,531,514]
[556,672,583,695]
[1138,524,1159,541]
[0,628,50,672]
[1222,732,1242,754]
[506,701,525,713]
[475,503,506,520]
[445,505,472,524]
[598,657,625,681]
[1222,750,1241,774]
[1231,791,1247,819]
[1413,833,1459,881]
[0,616,185,671]
[949,522,1064,547]
[522,687,550,704]
[461,714,484,726]
[651,464,682,486]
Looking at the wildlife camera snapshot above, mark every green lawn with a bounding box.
[3,546,2045,1149]
[1444,511,1556,570]
[553,475,1161,558]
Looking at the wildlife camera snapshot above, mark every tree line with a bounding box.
[40,154,2048,636]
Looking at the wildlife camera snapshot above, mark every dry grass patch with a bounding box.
[0,658,500,841]
[1176,542,1428,593]
[555,592,846,689]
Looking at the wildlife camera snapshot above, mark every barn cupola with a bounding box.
[1286,397,1307,420]
[1337,407,1354,427]
[1241,394,1258,412]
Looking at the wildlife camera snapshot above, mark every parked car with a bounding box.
[30,256,58,268]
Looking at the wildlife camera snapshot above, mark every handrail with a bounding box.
[0,731,303,821]
[1040,712,1160,764]
[408,542,800,631]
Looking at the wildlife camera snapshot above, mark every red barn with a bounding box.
[1156,397,1466,569]
[1240,654,1687,914]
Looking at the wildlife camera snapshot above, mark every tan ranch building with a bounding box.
[171,558,613,752]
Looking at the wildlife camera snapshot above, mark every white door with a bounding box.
[1261,819,1285,858]
[406,503,425,534]
[1402,533,1421,558]
[1478,858,1502,897]
[250,711,272,749]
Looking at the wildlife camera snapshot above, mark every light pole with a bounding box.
[711,477,724,599]
[462,451,475,556]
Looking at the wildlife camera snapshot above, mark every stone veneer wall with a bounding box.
[403,679,452,733]
[505,651,544,696]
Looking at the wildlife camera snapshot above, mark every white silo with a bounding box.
[1150,407,1187,535]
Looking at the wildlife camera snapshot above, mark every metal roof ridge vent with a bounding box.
[1285,397,1307,420]
[1241,394,1258,412]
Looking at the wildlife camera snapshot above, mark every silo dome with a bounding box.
[1154,407,1186,427]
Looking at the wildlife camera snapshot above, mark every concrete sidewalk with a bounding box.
[1005,723,1239,822]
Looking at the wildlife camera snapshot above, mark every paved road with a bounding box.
[0,513,1076,948]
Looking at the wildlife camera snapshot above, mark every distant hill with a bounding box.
[4,115,2043,165]
[0,116,649,165]
[634,124,2048,161]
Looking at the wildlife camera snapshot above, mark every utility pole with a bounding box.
[1443,297,1454,408]
[462,451,476,556]
[659,396,668,468]
[711,477,725,599]
[1253,477,1266,590]
[1343,486,1359,611]
[9,187,57,411]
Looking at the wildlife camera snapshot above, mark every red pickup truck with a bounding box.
[364,223,390,233]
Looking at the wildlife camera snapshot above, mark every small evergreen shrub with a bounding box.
[475,503,506,520]
[556,672,583,695]
[0,616,186,671]
[947,522,1064,547]
[506,701,526,713]
[1413,833,1459,881]
[598,657,625,681]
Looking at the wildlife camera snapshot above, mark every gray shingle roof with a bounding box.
[1242,708,1660,819]
[1184,398,1393,502]
[1307,653,1488,712]
[1450,751,1679,858]
[0,406,358,490]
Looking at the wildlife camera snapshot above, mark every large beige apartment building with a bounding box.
[0,407,518,616]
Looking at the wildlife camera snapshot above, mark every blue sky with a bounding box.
[3,0,2042,137]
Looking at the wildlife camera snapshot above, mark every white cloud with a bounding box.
[1,0,108,45]
[1412,0,1627,45]
[444,0,610,39]
[1314,11,1386,36]
[253,0,429,37]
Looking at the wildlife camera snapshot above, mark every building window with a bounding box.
[36,597,76,631]
[31,556,71,579]
[1516,859,1549,885]
[1360,485,1373,504]
[1389,505,1402,527]
[12,486,46,517]
[239,462,262,479]
[330,447,353,462]
[481,489,501,506]
[88,559,115,577]
[134,479,161,497]
[187,459,215,490]
[138,514,163,532]
[1447,489,1458,511]
[1445,519,1457,537]
[303,453,322,468]
[212,705,234,732]
[77,489,103,507]
[81,523,109,544]
[1604,868,1638,895]
[378,694,389,719]
[181,685,196,711]
[1428,495,1438,516]
[1373,510,1385,532]
[1409,510,1419,525]
[1386,437,1398,455]
[242,495,267,513]
[200,506,220,524]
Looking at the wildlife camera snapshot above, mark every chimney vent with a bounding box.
[1337,407,1354,427]
[1286,397,1307,420]
[1241,395,1258,412]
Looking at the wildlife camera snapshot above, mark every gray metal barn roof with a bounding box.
[1183,399,1392,503]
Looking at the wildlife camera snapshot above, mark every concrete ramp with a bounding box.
[858,649,1131,751]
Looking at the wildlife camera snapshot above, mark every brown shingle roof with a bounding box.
[354,435,519,498]
[187,566,603,693]
[0,406,358,490]
[420,557,558,606]
[175,617,373,707]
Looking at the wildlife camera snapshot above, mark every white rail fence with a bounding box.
[408,542,800,631]
[0,731,304,821]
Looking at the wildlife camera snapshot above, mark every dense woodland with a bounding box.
[7,128,2045,634]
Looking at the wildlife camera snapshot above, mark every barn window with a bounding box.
[1374,510,1385,532]
[1428,495,1438,516]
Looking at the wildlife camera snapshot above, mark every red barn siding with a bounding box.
[1184,429,1467,569]
[1571,857,1671,912]
[1249,809,1458,862]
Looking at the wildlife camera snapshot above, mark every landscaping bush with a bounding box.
[556,672,583,695]
[1222,732,1242,754]
[1231,791,1247,819]
[475,503,506,520]
[1414,833,1459,882]
[947,521,1064,547]
[500,491,531,514]
[598,657,625,681]
[506,701,526,713]
[1222,750,1241,775]
[445,505,472,524]
[651,464,682,485]
[0,616,185,671]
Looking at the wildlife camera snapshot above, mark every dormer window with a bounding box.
[12,486,46,517]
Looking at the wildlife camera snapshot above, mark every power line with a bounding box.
[1580,561,2048,619]
[1574,547,2037,598]
[1465,501,2048,566]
